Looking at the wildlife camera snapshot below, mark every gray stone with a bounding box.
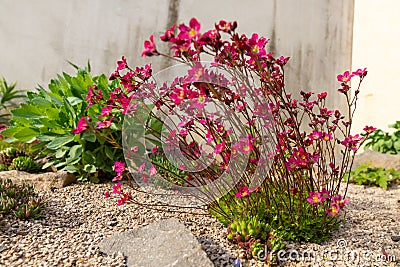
[391,236,400,242]
[0,170,76,190]
[98,218,213,267]
[352,149,400,171]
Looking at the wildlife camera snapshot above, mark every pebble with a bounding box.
[0,183,399,266]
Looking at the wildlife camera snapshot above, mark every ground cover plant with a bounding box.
[75,18,376,262]
[0,179,44,227]
[347,163,400,190]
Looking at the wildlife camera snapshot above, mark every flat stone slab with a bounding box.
[0,170,76,190]
[352,149,400,171]
[98,218,213,267]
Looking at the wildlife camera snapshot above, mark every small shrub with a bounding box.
[347,164,400,189]
[0,179,44,223]
[364,121,400,154]
[3,64,124,182]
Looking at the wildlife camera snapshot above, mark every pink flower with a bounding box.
[233,138,254,155]
[131,146,139,152]
[317,92,327,100]
[214,142,225,154]
[98,106,112,118]
[149,164,157,177]
[96,118,113,129]
[326,203,341,216]
[72,116,88,134]
[112,183,122,195]
[246,33,268,57]
[341,134,364,151]
[142,35,158,57]
[178,18,201,40]
[215,20,237,32]
[322,132,333,141]
[179,128,188,137]
[160,24,176,41]
[112,162,125,182]
[308,131,323,140]
[289,188,298,194]
[117,193,131,206]
[104,192,110,199]
[352,68,367,78]
[113,161,125,174]
[235,186,251,198]
[337,71,354,83]
[138,163,146,172]
[307,192,321,205]
[276,56,290,66]
[332,195,349,208]
[117,56,127,71]
[318,188,331,202]
[363,125,377,134]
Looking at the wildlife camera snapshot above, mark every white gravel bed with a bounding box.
[0,182,399,267]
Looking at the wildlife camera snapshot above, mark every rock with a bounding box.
[0,170,76,190]
[352,149,400,171]
[98,218,213,267]
[391,236,400,242]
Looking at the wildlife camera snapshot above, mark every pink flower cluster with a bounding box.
[307,189,349,216]
[235,186,261,199]
[112,161,125,181]
[104,182,132,206]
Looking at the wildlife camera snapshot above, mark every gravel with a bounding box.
[0,182,399,267]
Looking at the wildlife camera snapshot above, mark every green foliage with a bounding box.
[211,182,342,245]
[364,121,400,154]
[3,65,123,182]
[0,77,25,125]
[224,216,285,260]
[149,152,188,186]
[347,163,400,189]
[11,156,40,172]
[0,179,44,223]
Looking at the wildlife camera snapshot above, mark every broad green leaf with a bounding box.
[69,144,83,159]
[104,145,114,160]
[42,161,56,169]
[11,107,45,119]
[55,149,67,158]
[64,165,80,173]
[0,126,20,137]
[13,128,39,142]
[67,96,83,106]
[81,133,96,142]
[47,135,75,150]
[83,164,97,173]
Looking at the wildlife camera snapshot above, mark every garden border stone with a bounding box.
[0,170,76,190]
[98,218,213,267]
[352,149,400,171]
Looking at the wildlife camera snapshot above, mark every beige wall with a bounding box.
[1,0,354,112]
[352,0,400,133]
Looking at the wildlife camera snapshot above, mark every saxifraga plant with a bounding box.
[85,18,375,259]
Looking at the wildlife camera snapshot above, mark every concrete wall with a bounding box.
[352,0,400,134]
[0,0,354,112]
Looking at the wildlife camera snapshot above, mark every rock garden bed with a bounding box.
[0,180,398,267]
